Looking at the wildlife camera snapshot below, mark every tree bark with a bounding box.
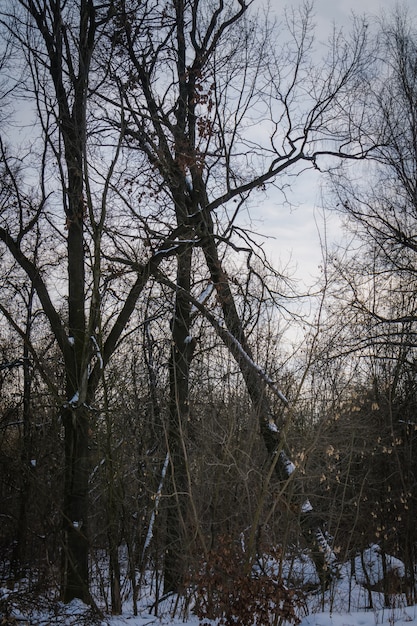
[61,403,90,604]
[164,244,194,594]
[12,282,35,574]
[19,0,96,602]
[199,215,337,586]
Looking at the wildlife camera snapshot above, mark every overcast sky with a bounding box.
[258,0,416,291]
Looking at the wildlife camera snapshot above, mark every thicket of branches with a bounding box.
[1,0,417,619]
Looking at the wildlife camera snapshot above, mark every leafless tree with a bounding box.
[103,0,375,589]
[0,0,185,605]
[314,6,417,601]
[0,0,378,606]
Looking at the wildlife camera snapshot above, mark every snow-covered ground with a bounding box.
[1,544,416,625]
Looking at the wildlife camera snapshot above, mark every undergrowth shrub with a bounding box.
[191,535,301,626]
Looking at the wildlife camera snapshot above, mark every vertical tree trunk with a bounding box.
[164,245,194,594]
[104,383,122,615]
[62,403,90,604]
[12,283,35,574]
[18,0,96,602]
[63,197,89,602]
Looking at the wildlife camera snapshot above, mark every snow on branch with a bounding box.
[190,282,214,315]
[91,335,103,370]
[141,452,170,564]
[89,439,125,483]
[154,240,200,257]
[301,498,313,513]
[68,391,79,407]
[225,331,289,406]
[155,272,288,406]
[315,528,338,569]
[278,450,296,476]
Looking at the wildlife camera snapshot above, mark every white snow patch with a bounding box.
[184,335,193,344]
[301,498,313,513]
[155,245,179,256]
[91,335,103,369]
[191,283,214,313]
[3,545,417,626]
[68,336,75,346]
[30,459,36,467]
[354,544,405,587]
[279,450,296,475]
[69,391,79,406]
[268,418,279,432]
[225,332,289,405]
[185,171,193,191]
[141,452,170,562]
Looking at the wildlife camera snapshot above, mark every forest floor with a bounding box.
[1,544,415,625]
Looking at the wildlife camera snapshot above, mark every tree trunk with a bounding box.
[104,385,122,615]
[12,295,33,575]
[61,403,90,604]
[200,221,337,586]
[164,245,194,594]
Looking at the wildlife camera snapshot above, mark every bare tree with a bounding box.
[104,0,375,588]
[330,7,417,332]
[0,0,186,605]
[0,0,379,605]
[323,7,417,600]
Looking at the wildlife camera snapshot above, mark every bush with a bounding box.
[191,536,300,626]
